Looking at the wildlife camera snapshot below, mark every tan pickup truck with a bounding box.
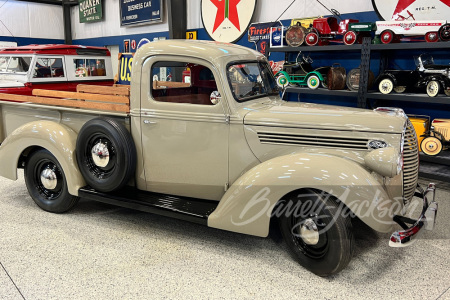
[0,40,438,276]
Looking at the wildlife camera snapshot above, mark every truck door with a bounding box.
[139,56,229,201]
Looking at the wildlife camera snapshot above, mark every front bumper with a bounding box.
[389,183,438,247]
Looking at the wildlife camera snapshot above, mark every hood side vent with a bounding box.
[257,131,370,150]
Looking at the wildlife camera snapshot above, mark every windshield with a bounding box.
[0,56,32,73]
[415,54,434,67]
[227,61,279,101]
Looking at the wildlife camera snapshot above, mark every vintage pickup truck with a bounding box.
[0,40,438,277]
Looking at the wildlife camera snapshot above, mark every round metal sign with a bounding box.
[201,0,257,43]
[372,0,450,21]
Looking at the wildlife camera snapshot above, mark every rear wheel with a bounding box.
[380,30,395,44]
[379,78,394,94]
[278,190,354,277]
[444,89,450,96]
[306,75,320,89]
[421,137,443,156]
[24,149,79,213]
[426,81,440,97]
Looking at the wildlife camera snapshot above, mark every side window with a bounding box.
[33,57,64,78]
[74,58,106,77]
[151,61,218,105]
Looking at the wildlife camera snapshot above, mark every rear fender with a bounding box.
[208,153,399,237]
[0,121,85,196]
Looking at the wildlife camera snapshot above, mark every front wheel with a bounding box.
[24,149,79,213]
[421,136,443,156]
[343,31,358,45]
[278,190,354,277]
[438,23,450,41]
[306,75,320,89]
[379,78,394,94]
[276,74,289,88]
[380,30,395,44]
[426,80,440,97]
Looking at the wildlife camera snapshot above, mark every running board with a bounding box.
[78,186,219,225]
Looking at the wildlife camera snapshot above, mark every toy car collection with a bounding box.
[375,54,450,97]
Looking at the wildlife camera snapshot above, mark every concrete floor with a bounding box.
[0,172,449,300]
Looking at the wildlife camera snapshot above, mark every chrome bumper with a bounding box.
[389,183,438,247]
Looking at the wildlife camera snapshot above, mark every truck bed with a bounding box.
[0,84,130,113]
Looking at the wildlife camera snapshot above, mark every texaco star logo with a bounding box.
[372,0,450,20]
[202,0,257,43]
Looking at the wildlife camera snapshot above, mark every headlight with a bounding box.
[364,147,400,178]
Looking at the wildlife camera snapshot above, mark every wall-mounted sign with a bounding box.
[79,0,103,23]
[186,31,198,40]
[248,21,282,55]
[372,0,450,21]
[201,0,257,43]
[117,53,133,85]
[120,0,163,26]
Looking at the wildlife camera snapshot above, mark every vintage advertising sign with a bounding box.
[201,0,257,43]
[79,0,103,23]
[120,0,163,26]
[186,31,198,40]
[248,21,282,55]
[117,53,133,85]
[372,0,450,20]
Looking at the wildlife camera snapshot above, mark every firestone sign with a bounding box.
[79,0,103,23]
[201,0,257,43]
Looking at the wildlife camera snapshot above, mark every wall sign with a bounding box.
[79,0,103,23]
[201,0,257,43]
[372,0,450,20]
[248,21,282,55]
[117,53,133,85]
[186,31,198,40]
[120,0,163,26]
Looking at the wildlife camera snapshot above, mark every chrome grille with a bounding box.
[403,120,419,203]
[257,131,369,150]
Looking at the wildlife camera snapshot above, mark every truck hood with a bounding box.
[242,100,406,133]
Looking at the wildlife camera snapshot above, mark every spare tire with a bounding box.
[76,117,136,192]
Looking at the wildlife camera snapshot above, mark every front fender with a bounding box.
[416,75,448,89]
[208,153,399,237]
[0,121,85,196]
[308,71,324,81]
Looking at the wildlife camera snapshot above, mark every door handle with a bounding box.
[143,120,157,125]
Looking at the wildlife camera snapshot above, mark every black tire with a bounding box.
[24,149,79,213]
[278,190,354,277]
[76,117,136,192]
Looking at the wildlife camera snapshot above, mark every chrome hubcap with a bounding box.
[91,142,110,167]
[299,218,320,245]
[40,167,58,190]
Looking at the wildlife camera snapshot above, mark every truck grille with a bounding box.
[403,120,419,204]
[257,131,369,150]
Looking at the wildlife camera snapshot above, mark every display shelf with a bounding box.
[367,92,450,104]
[269,44,362,53]
[285,86,358,97]
[370,41,450,51]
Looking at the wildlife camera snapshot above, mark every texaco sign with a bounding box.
[372,0,450,21]
[202,0,257,43]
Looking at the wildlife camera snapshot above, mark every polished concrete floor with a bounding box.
[0,172,449,300]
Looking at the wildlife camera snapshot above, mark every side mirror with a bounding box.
[210,91,221,104]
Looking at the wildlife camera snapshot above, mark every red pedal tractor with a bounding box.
[305,17,359,46]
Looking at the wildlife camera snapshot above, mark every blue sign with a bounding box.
[120,0,162,26]
[117,53,133,85]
